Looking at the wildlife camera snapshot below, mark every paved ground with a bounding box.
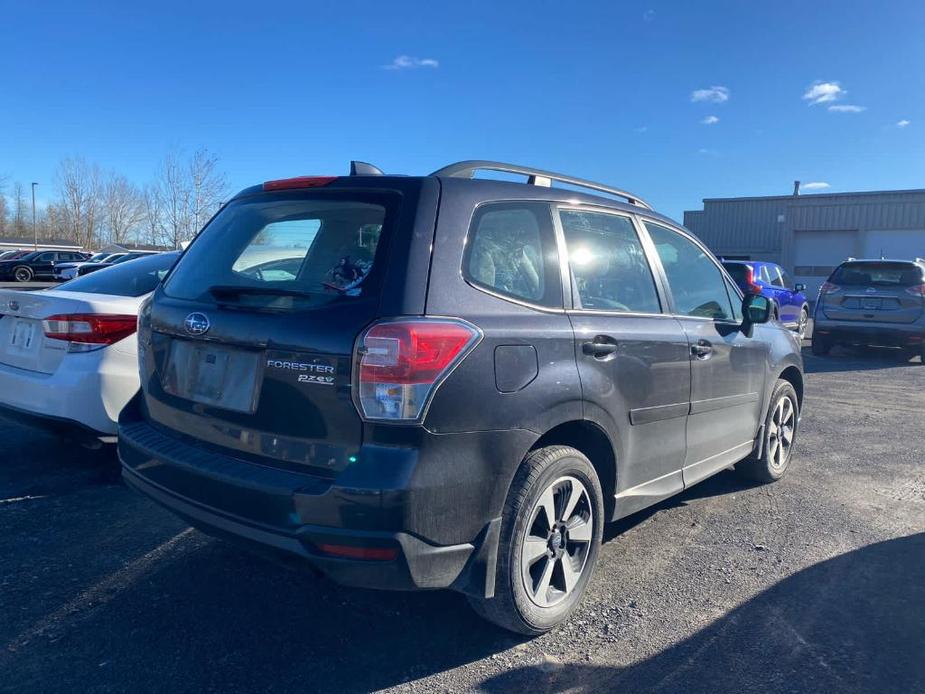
[1,341,923,693]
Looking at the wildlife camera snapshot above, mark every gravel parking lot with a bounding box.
[1,340,922,693]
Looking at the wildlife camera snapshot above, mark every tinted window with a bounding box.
[36,252,55,262]
[464,203,560,307]
[722,262,751,285]
[57,253,179,297]
[164,192,395,309]
[560,210,660,313]
[645,222,734,320]
[830,262,923,287]
[769,266,786,287]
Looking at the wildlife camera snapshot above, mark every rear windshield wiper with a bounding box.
[207,285,315,300]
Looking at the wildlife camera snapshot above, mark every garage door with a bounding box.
[793,230,858,297]
[862,229,925,260]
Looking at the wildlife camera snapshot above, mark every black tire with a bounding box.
[736,380,799,483]
[13,266,33,282]
[468,445,604,635]
[811,335,831,356]
[797,307,810,340]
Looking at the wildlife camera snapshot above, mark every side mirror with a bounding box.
[794,283,806,292]
[742,294,772,326]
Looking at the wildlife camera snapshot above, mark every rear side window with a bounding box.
[58,253,179,297]
[722,263,751,286]
[164,192,396,309]
[830,262,923,287]
[560,210,660,313]
[464,202,561,307]
[769,266,786,287]
[645,222,735,320]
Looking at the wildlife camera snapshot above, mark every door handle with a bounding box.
[691,340,713,359]
[582,340,619,358]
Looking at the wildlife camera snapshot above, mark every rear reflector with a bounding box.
[42,314,138,346]
[355,319,481,421]
[317,544,398,561]
[262,176,337,191]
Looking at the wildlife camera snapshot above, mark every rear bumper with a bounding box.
[0,349,139,437]
[812,319,924,347]
[0,400,109,443]
[118,397,529,596]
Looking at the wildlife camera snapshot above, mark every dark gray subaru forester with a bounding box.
[120,160,804,634]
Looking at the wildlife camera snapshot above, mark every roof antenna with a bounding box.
[350,161,384,176]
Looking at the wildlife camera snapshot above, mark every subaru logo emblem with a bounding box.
[184,312,211,336]
[8,300,19,312]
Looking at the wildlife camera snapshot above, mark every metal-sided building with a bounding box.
[684,184,925,296]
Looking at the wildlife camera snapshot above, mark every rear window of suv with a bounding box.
[830,262,923,287]
[163,191,397,310]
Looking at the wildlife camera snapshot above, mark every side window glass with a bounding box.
[770,267,786,288]
[560,210,661,313]
[38,252,54,261]
[645,222,735,320]
[464,203,560,307]
[726,278,744,322]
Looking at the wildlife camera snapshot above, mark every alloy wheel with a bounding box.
[767,396,795,469]
[14,268,31,282]
[798,310,809,340]
[520,476,594,608]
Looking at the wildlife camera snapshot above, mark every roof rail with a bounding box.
[430,160,652,210]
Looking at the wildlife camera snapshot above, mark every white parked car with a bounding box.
[53,252,127,281]
[0,252,178,444]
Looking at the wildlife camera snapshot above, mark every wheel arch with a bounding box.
[530,420,617,521]
[778,365,804,409]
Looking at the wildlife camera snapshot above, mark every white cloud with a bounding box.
[803,81,844,105]
[801,181,830,190]
[700,115,720,125]
[697,148,720,157]
[643,9,656,22]
[828,104,866,113]
[382,55,439,70]
[634,125,648,133]
[897,119,911,128]
[691,86,729,103]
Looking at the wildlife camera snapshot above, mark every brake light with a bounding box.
[905,284,925,297]
[262,176,337,191]
[745,267,762,295]
[819,282,840,295]
[42,313,138,350]
[355,319,481,421]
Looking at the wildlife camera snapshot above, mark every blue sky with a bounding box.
[1,0,923,220]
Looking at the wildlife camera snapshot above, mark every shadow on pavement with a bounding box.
[479,533,925,693]
[802,344,921,373]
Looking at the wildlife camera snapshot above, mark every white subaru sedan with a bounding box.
[0,252,178,444]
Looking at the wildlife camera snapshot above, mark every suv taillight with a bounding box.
[819,282,840,295]
[43,313,138,351]
[355,319,481,421]
[745,267,762,295]
[905,284,925,297]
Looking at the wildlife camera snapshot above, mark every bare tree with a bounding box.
[0,175,8,236]
[12,181,29,235]
[56,157,103,248]
[102,173,146,245]
[142,185,165,247]
[153,148,228,248]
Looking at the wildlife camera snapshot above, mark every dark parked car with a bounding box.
[722,260,810,338]
[120,160,804,634]
[76,252,159,276]
[0,250,90,282]
[813,258,925,361]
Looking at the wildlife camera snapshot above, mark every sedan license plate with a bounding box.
[163,340,262,413]
[9,320,36,352]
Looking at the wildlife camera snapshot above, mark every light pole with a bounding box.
[31,182,38,250]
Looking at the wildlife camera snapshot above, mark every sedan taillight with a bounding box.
[43,313,138,349]
[355,319,481,421]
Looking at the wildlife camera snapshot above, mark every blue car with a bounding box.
[722,260,810,338]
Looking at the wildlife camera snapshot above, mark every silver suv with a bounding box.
[813,258,925,362]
